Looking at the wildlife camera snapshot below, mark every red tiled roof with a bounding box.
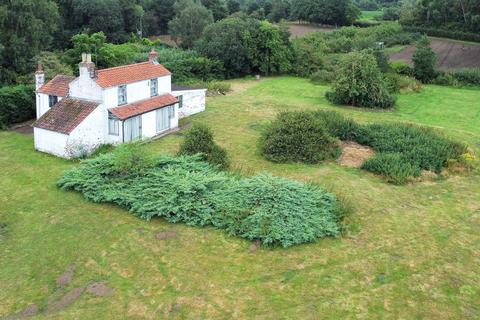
[33,98,99,134]
[96,61,171,88]
[109,93,178,120]
[38,75,75,97]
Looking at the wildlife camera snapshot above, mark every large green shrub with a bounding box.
[0,85,35,129]
[260,111,341,164]
[178,124,230,170]
[326,51,396,109]
[58,154,343,247]
[412,36,437,83]
[312,110,361,141]
[434,69,480,87]
[361,153,421,184]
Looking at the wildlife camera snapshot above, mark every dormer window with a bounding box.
[48,95,58,108]
[118,85,127,105]
[150,78,158,97]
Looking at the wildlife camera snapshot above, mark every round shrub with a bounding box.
[178,124,230,170]
[260,111,341,164]
[325,51,395,109]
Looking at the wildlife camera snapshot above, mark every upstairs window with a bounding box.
[48,95,58,108]
[150,78,158,97]
[108,113,119,136]
[118,85,127,105]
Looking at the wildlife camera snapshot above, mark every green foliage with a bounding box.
[178,124,230,170]
[401,26,480,43]
[361,153,421,184]
[356,123,467,173]
[58,153,342,247]
[111,143,155,175]
[260,111,341,164]
[0,85,35,129]
[384,73,422,93]
[326,51,395,109]
[434,69,480,87]
[169,0,214,48]
[197,16,293,77]
[204,81,232,96]
[312,110,361,141]
[0,0,60,84]
[390,61,414,76]
[290,0,360,25]
[412,36,436,83]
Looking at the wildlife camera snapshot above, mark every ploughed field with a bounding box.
[390,37,480,70]
[1,77,479,319]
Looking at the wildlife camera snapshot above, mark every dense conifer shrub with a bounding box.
[0,85,35,129]
[260,111,341,164]
[58,152,343,247]
[361,153,422,184]
[178,124,230,170]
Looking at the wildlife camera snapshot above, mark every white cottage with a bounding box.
[33,50,207,158]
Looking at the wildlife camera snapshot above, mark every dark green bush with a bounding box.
[401,26,480,43]
[434,69,480,86]
[0,85,35,129]
[178,124,230,170]
[391,61,414,76]
[260,111,341,164]
[326,51,396,109]
[356,123,467,173]
[361,153,421,184]
[58,154,343,247]
[412,36,437,83]
[312,110,362,141]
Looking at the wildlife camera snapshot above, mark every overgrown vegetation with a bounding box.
[260,110,468,184]
[0,85,35,129]
[58,147,344,247]
[412,36,437,83]
[326,51,396,109]
[178,124,230,170]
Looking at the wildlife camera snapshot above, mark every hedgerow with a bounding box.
[0,85,35,129]
[58,148,343,247]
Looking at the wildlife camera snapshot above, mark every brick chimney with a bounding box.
[148,49,158,64]
[79,53,96,79]
[35,63,45,90]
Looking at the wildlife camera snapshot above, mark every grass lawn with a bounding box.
[359,10,382,22]
[1,77,480,319]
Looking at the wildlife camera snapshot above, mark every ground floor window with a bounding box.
[108,113,119,136]
[156,105,174,133]
[124,115,142,142]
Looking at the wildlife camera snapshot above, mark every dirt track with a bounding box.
[390,38,480,70]
[288,23,333,38]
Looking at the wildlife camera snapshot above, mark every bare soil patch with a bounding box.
[46,287,84,314]
[86,282,116,297]
[338,141,375,168]
[1,304,38,320]
[288,23,333,38]
[9,120,34,135]
[390,38,480,70]
[56,266,75,288]
[248,239,262,253]
[156,231,177,240]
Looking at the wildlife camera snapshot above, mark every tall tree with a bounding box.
[143,0,176,35]
[412,36,437,83]
[0,0,59,84]
[201,0,229,20]
[169,0,214,48]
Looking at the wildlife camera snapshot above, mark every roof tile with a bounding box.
[33,98,99,134]
[109,93,178,120]
[38,75,75,97]
[96,61,171,88]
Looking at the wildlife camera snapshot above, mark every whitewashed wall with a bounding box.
[68,106,105,156]
[103,75,172,108]
[141,104,179,139]
[36,94,64,119]
[174,89,207,119]
[34,128,69,158]
[69,77,102,101]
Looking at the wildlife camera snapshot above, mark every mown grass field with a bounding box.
[358,10,382,22]
[1,77,480,319]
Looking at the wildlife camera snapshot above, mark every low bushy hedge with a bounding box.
[361,153,421,184]
[260,111,341,164]
[58,149,343,247]
[0,85,35,129]
[434,69,480,86]
[401,26,480,43]
[178,124,230,170]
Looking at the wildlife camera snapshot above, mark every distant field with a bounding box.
[390,37,480,70]
[288,23,333,38]
[359,10,382,22]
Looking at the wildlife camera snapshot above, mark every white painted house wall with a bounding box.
[68,106,105,156]
[174,89,207,119]
[36,93,63,118]
[33,127,69,158]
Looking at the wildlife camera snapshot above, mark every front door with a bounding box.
[124,115,142,142]
[156,106,173,133]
